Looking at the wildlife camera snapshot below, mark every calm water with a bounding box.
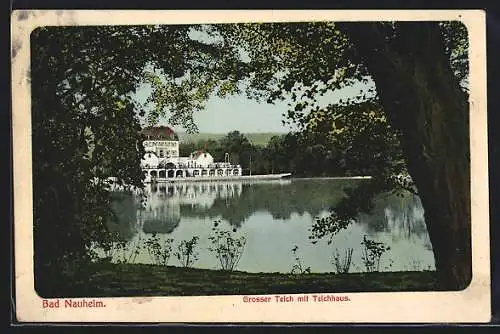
[101,178,435,273]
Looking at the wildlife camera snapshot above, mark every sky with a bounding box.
[133,79,375,134]
[130,26,377,134]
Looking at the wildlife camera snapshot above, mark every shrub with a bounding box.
[290,245,311,274]
[174,236,200,268]
[360,235,391,272]
[144,233,173,266]
[208,221,247,272]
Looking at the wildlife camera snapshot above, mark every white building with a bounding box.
[142,125,179,159]
[141,126,243,182]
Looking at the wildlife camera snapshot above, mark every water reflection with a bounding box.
[104,178,435,273]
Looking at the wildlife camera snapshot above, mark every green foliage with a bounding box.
[213,22,363,106]
[179,124,390,177]
[113,235,143,265]
[88,230,142,265]
[290,245,311,274]
[178,132,281,147]
[31,24,240,294]
[440,21,469,92]
[144,233,174,266]
[213,22,467,111]
[360,235,391,273]
[209,23,469,266]
[218,131,253,165]
[208,220,247,271]
[174,236,200,268]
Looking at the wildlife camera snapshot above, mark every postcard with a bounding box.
[11,9,490,323]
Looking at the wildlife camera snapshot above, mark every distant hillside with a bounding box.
[177,132,286,147]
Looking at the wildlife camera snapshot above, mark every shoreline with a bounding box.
[103,174,374,188]
[102,174,375,192]
[146,173,293,184]
[146,174,375,184]
[289,176,373,181]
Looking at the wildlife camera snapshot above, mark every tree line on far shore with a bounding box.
[179,101,403,178]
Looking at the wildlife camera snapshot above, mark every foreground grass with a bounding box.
[60,263,444,298]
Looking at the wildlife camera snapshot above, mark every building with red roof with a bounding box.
[142,125,179,141]
[142,125,180,159]
[141,125,242,182]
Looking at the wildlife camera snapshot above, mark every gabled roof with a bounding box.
[144,151,158,158]
[190,150,208,159]
[142,126,179,140]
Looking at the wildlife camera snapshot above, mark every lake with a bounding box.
[101,178,435,273]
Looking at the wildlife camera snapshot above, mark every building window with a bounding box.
[159,150,164,158]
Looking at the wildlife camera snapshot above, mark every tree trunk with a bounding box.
[339,22,471,290]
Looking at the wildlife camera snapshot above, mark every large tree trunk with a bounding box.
[339,22,471,290]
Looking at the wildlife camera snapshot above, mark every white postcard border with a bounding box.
[11,9,490,323]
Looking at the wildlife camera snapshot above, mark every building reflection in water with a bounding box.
[139,181,245,234]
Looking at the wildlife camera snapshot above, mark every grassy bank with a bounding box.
[57,263,444,298]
